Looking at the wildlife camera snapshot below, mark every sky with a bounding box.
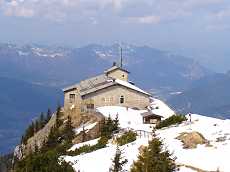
[0,0,230,71]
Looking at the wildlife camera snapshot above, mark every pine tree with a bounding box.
[100,115,119,138]
[39,112,45,128]
[130,138,176,172]
[46,108,52,123]
[46,126,59,149]
[113,113,119,132]
[63,116,75,144]
[35,120,39,132]
[21,135,25,145]
[107,115,114,137]
[110,146,128,172]
[30,122,35,137]
[56,105,63,128]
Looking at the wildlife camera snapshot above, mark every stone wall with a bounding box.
[64,88,82,111]
[82,85,150,109]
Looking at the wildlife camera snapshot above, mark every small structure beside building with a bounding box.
[63,63,152,113]
[141,111,162,124]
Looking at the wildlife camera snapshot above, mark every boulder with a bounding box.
[176,132,207,149]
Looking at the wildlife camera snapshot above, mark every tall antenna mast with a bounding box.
[120,47,123,68]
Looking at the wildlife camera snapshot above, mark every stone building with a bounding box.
[63,64,151,112]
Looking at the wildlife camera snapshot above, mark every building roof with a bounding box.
[63,75,151,97]
[104,66,130,74]
[63,74,108,92]
[115,79,150,96]
[141,111,163,118]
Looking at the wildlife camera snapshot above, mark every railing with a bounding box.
[134,130,153,140]
[112,128,155,141]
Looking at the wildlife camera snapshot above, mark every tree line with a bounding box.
[14,106,75,172]
[21,109,52,144]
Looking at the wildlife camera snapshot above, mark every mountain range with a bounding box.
[168,73,230,118]
[0,42,229,154]
[0,43,210,89]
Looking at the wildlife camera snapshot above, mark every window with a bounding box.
[69,94,75,103]
[105,98,110,103]
[122,74,125,78]
[87,104,94,109]
[120,95,124,104]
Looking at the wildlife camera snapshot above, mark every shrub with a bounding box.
[116,131,137,146]
[68,136,109,156]
[96,136,109,149]
[156,115,187,129]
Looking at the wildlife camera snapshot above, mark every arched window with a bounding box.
[120,95,124,104]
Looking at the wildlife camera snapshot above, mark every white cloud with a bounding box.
[0,0,229,25]
[182,0,224,9]
[2,0,34,17]
[4,6,34,17]
[127,15,161,24]
[215,8,230,19]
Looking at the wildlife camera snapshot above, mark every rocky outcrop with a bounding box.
[176,132,207,149]
[14,113,57,159]
[14,108,104,160]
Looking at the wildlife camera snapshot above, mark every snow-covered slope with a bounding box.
[158,114,230,171]
[64,99,230,172]
[65,138,150,172]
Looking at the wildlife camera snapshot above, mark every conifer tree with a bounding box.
[113,113,119,131]
[39,112,45,128]
[100,118,107,137]
[107,115,114,137]
[45,125,60,149]
[110,146,128,172]
[30,122,35,137]
[46,108,52,123]
[56,105,63,128]
[63,116,75,144]
[21,135,25,145]
[130,138,176,172]
[35,120,39,132]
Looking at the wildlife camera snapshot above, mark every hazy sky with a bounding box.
[0,0,230,71]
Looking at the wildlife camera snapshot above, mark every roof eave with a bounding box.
[105,67,130,74]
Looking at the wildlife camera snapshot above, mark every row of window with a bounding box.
[101,95,124,104]
[69,94,125,104]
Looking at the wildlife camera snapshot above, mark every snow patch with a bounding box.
[68,138,100,151]
[74,122,97,135]
[96,106,151,131]
[150,98,175,119]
